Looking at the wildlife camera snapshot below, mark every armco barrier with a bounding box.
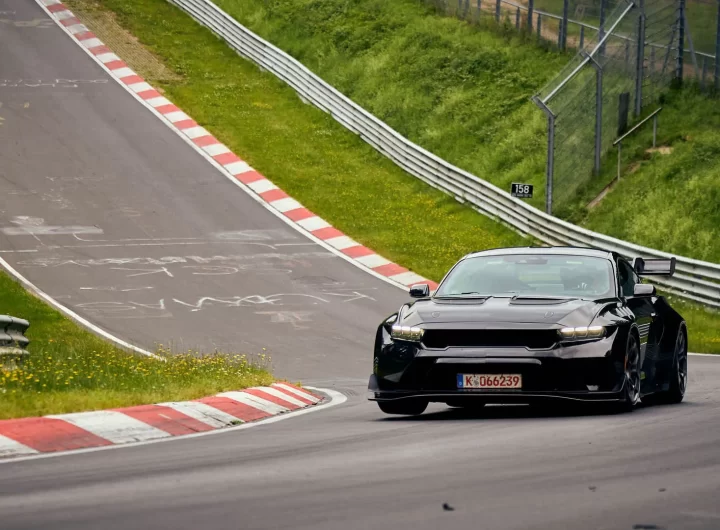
[0,316,30,368]
[166,0,720,307]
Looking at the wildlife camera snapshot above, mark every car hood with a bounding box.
[399,296,607,328]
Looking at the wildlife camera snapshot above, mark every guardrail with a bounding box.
[0,315,30,369]
[166,0,720,307]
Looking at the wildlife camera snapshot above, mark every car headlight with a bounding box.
[558,326,605,340]
[391,325,425,342]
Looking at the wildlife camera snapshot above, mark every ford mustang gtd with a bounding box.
[368,247,688,415]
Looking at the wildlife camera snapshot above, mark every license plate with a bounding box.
[457,374,522,389]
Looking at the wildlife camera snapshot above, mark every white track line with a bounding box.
[0,388,346,464]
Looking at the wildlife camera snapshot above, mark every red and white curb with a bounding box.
[0,383,324,459]
[36,0,438,292]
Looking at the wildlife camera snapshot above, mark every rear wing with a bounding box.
[633,257,676,276]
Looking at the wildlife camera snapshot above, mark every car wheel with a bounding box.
[617,332,641,413]
[377,399,428,416]
[652,327,688,404]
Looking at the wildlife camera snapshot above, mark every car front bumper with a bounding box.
[369,334,627,403]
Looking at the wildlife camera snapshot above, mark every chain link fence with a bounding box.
[424,0,719,215]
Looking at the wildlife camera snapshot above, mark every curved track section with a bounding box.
[1,2,719,529]
[0,0,405,379]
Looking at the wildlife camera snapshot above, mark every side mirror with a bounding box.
[409,284,430,298]
[633,283,656,297]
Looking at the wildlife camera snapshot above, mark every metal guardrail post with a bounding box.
[561,0,569,50]
[634,0,646,115]
[495,0,501,22]
[527,0,534,31]
[0,315,30,370]
[677,0,685,82]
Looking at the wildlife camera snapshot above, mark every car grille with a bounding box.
[422,329,558,349]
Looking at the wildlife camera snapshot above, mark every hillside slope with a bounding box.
[215,0,720,263]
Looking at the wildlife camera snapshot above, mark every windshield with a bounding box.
[436,254,615,299]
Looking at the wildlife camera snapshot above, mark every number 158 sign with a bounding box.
[511,183,533,198]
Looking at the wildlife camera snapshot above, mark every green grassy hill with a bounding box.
[215,0,720,263]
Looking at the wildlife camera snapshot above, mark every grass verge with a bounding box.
[0,272,272,420]
[61,0,720,353]
[208,0,720,264]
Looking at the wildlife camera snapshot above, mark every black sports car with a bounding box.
[368,247,688,415]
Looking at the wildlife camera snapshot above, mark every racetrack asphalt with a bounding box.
[1,1,719,529]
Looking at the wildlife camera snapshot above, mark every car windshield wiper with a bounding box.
[510,294,577,300]
[436,292,492,298]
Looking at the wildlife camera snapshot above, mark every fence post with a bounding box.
[516,7,521,29]
[702,57,708,90]
[600,0,607,56]
[477,0,482,17]
[653,114,658,148]
[537,13,542,38]
[580,26,585,49]
[677,0,685,83]
[546,113,555,215]
[528,0,534,31]
[561,0,569,50]
[716,0,720,90]
[533,97,555,216]
[635,0,646,116]
[617,142,622,181]
[496,0,501,22]
[595,68,603,175]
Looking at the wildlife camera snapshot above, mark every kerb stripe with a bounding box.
[47,411,172,444]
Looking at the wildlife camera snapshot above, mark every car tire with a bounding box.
[377,399,428,416]
[615,331,641,413]
[650,327,688,405]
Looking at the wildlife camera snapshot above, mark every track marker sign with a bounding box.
[511,183,533,198]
